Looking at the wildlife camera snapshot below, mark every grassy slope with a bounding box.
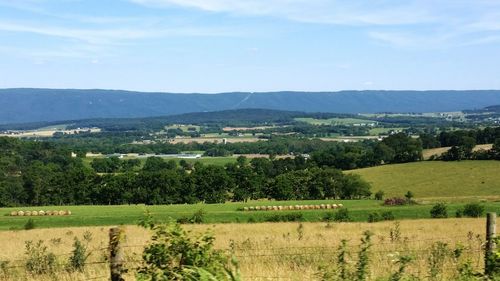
[350,160,500,199]
[1,199,499,230]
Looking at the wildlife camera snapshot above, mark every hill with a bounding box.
[349,161,500,200]
[2,88,500,124]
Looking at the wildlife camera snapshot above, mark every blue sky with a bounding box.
[0,0,499,93]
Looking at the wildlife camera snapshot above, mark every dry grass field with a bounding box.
[0,218,495,280]
[422,144,493,160]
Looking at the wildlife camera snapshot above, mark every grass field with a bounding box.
[0,218,496,280]
[295,117,377,126]
[83,155,237,168]
[422,144,493,160]
[350,160,500,200]
[1,199,499,230]
[368,127,406,135]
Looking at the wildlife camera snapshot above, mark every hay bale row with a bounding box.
[242,204,343,211]
[9,210,72,216]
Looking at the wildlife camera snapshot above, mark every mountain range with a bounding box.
[1,88,500,124]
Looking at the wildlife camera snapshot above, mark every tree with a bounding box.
[404,191,414,204]
[382,133,423,163]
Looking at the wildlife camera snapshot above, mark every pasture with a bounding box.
[0,218,497,280]
[350,160,500,200]
[1,200,499,230]
[295,117,377,126]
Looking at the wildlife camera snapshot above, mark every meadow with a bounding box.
[350,160,500,200]
[295,117,376,126]
[0,218,496,280]
[1,199,499,230]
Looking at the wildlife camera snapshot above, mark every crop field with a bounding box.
[368,127,406,135]
[1,199,499,230]
[422,144,493,160]
[350,160,500,200]
[295,117,377,126]
[0,218,497,280]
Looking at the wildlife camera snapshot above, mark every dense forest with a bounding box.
[0,133,424,207]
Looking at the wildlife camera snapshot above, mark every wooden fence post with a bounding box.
[109,227,125,281]
[485,212,497,277]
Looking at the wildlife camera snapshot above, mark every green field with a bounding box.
[295,117,376,126]
[368,127,406,135]
[350,160,500,200]
[1,199,499,230]
[83,156,237,168]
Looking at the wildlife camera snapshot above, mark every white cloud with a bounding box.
[130,0,500,48]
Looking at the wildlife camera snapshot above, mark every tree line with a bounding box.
[0,137,373,207]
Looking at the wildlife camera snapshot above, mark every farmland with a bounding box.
[350,160,500,200]
[1,199,499,230]
[295,117,377,126]
[0,218,497,280]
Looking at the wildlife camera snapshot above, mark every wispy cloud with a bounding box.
[130,0,500,48]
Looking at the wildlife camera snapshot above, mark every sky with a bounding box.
[0,0,499,93]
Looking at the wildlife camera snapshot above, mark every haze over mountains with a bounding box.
[1,88,500,124]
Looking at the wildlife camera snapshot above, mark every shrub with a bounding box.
[374,190,385,200]
[24,219,35,230]
[430,203,448,218]
[67,237,90,272]
[368,211,394,223]
[25,240,57,274]
[265,213,303,222]
[176,209,206,224]
[367,212,382,223]
[334,208,351,222]
[381,211,395,221]
[137,216,239,281]
[383,198,407,206]
[455,208,464,218]
[462,203,484,217]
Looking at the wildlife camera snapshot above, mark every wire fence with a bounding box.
[0,218,496,281]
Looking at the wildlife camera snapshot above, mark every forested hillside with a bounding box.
[2,88,500,124]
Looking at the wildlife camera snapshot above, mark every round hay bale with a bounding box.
[283,206,289,210]
[255,206,261,211]
[303,206,309,210]
[45,210,52,215]
[66,210,72,215]
[272,206,278,211]
[25,211,32,216]
[338,204,343,208]
[10,211,18,216]
[320,204,326,209]
[289,206,294,210]
[267,206,273,211]
[332,204,338,209]
[52,210,59,216]
[249,206,255,211]
[18,211,24,216]
[278,206,283,210]
[326,204,332,209]
[315,205,321,210]
[38,210,45,216]
[58,210,65,216]
[294,205,300,210]
[31,211,38,216]
[243,207,249,211]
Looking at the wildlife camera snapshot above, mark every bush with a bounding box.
[334,208,351,222]
[67,237,89,272]
[25,240,57,274]
[374,190,385,200]
[430,203,448,218]
[176,209,205,224]
[137,216,239,280]
[24,219,35,230]
[367,212,382,223]
[381,211,395,221]
[383,198,407,206]
[368,211,394,223]
[462,203,484,217]
[265,213,303,222]
[455,208,464,218]
[322,210,351,222]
